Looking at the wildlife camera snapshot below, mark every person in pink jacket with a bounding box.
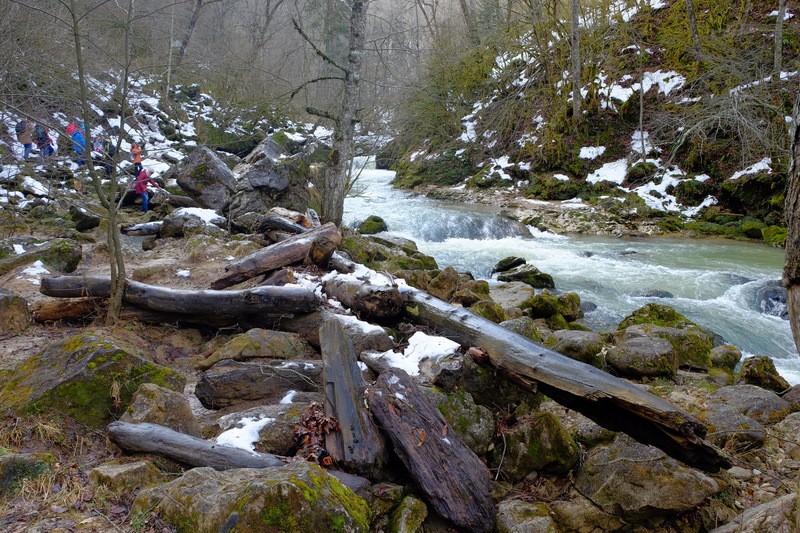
[134,168,161,212]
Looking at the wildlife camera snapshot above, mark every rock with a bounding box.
[711,344,742,371]
[0,453,50,495]
[0,288,31,336]
[543,330,604,367]
[0,238,82,276]
[420,387,495,455]
[735,355,791,393]
[705,385,790,425]
[160,208,226,238]
[499,316,542,342]
[132,463,370,533]
[389,495,427,533]
[490,412,580,482]
[708,493,797,533]
[497,264,555,289]
[496,500,559,533]
[0,332,185,428]
[197,329,317,370]
[702,407,765,453]
[194,359,322,409]
[426,266,461,301]
[341,232,438,272]
[782,385,800,412]
[229,152,312,215]
[549,494,625,532]
[492,256,526,274]
[68,205,102,231]
[469,299,507,323]
[175,146,237,210]
[574,434,719,523]
[606,336,677,378]
[635,289,675,298]
[615,324,713,370]
[121,383,202,437]
[618,303,700,330]
[88,461,164,492]
[367,483,406,521]
[521,291,582,322]
[766,412,800,462]
[357,215,388,234]
[213,402,312,456]
[754,280,788,319]
[243,137,286,164]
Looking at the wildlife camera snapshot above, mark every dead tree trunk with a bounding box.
[30,298,104,322]
[211,223,341,289]
[320,317,387,477]
[321,275,403,321]
[784,91,800,352]
[367,369,495,533]
[399,284,730,472]
[40,276,319,315]
[106,421,368,492]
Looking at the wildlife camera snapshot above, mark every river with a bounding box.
[343,163,800,385]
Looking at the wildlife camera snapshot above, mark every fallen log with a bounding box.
[320,318,386,477]
[119,306,241,328]
[30,298,105,322]
[40,276,319,315]
[167,194,200,208]
[305,235,338,268]
[257,215,309,235]
[321,275,403,322]
[399,284,731,473]
[211,222,341,289]
[106,421,368,492]
[367,369,495,533]
[121,221,163,236]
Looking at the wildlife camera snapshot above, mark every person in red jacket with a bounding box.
[134,168,161,212]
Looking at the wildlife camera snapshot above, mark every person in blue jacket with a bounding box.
[66,123,86,166]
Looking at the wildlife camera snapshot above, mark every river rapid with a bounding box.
[343,163,800,385]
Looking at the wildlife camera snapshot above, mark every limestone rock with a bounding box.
[88,461,164,492]
[175,146,237,210]
[389,495,427,533]
[0,288,31,336]
[574,435,719,523]
[0,332,185,427]
[708,492,797,533]
[496,500,559,533]
[0,453,50,495]
[606,336,677,378]
[121,383,202,437]
[132,463,370,532]
[197,328,316,370]
[543,330,604,367]
[420,387,495,455]
[735,355,791,393]
[706,385,790,424]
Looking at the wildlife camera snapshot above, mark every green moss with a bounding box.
[357,216,388,235]
[618,303,698,330]
[762,225,787,247]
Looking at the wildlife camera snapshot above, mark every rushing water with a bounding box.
[343,161,800,385]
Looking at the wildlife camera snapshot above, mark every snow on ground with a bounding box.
[374,332,460,377]
[587,159,628,184]
[729,158,772,180]
[16,260,50,286]
[579,146,606,159]
[280,390,298,404]
[173,207,226,225]
[216,416,275,452]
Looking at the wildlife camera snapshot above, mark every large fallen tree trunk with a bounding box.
[399,284,731,472]
[367,369,495,532]
[106,421,368,492]
[40,276,319,315]
[211,222,341,289]
[322,275,404,322]
[30,298,105,323]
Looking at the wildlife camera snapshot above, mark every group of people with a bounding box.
[15,120,54,158]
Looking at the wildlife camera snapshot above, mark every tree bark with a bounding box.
[774,0,786,80]
[458,0,481,46]
[685,0,701,57]
[40,276,319,315]
[321,275,403,321]
[367,369,495,532]
[570,0,582,122]
[398,284,730,473]
[211,223,341,289]
[784,91,800,352]
[106,421,369,492]
[320,318,387,477]
[30,298,104,323]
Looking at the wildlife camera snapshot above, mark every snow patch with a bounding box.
[579,146,605,160]
[216,417,275,452]
[374,332,460,377]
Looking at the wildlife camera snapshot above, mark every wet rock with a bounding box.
[121,383,202,437]
[0,453,50,495]
[175,146,237,210]
[618,303,700,330]
[543,330,604,367]
[197,328,316,370]
[495,500,559,533]
[357,215,388,234]
[88,461,164,492]
[522,291,582,322]
[754,280,788,320]
[389,495,427,533]
[634,289,675,298]
[499,316,542,342]
[492,256,526,274]
[132,463,370,533]
[606,336,677,378]
[708,492,797,532]
[497,264,555,289]
[735,355,791,393]
[0,288,31,336]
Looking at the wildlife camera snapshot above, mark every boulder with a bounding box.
[549,494,625,532]
[367,483,405,522]
[229,153,312,215]
[754,280,788,319]
[711,344,742,371]
[0,332,185,428]
[121,383,202,437]
[489,412,580,482]
[490,281,535,313]
[132,463,370,532]
[492,256,526,274]
[499,316,542,342]
[497,264,555,289]
[0,238,82,276]
[543,330,604,367]
[702,407,765,453]
[160,208,226,238]
[426,266,461,301]
[615,324,713,370]
[782,385,800,412]
[175,146,237,210]
[194,359,322,409]
[340,233,438,273]
[213,402,311,456]
[606,336,677,378]
[735,355,791,393]
[0,453,50,495]
[708,493,797,533]
[389,495,427,533]
[574,435,720,522]
[68,205,102,231]
[197,329,317,370]
[0,288,31,336]
[420,387,495,455]
[469,299,507,323]
[618,303,700,330]
[88,461,164,492]
[496,500,559,533]
[705,385,790,425]
[521,291,582,322]
[357,215,388,235]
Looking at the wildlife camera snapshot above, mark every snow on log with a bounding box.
[321,274,403,321]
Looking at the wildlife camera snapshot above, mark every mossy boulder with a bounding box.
[421,387,495,455]
[0,238,82,276]
[543,330,604,367]
[705,385,790,425]
[89,461,165,493]
[617,303,698,330]
[710,344,742,371]
[132,463,370,533]
[175,145,237,210]
[492,256,526,274]
[0,332,185,428]
[735,355,791,393]
[357,215,388,235]
[0,288,31,336]
[340,233,437,273]
[497,264,555,289]
[615,324,713,371]
[197,328,316,370]
[121,383,202,437]
[441,356,542,412]
[499,316,542,342]
[0,453,51,495]
[469,300,507,323]
[389,495,427,533]
[606,336,677,378]
[521,291,582,322]
[426,266,461,301]
[489,412,580,482]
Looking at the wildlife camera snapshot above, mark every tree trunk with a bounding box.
[211,223,341,289]
[774,0,786,80]
[398,284,730,472]
[106,421,369,492]
[30,298,104,323]
[320,318,387,477]
[685,0,701,57]
[40,276,319,315]
[570,0,582,122]
[367,369,495,532]
[784,91,800,352]
[176,0,204,67]
[321,275,403,321]
[458,0,481,46]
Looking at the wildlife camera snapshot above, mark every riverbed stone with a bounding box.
[574,434,720,522]
[357,215,388,234]
[495,500,558,533]
[197,328,316,370]
[711,344,742,371]
[606,336,677,378]
[702,407,765,453]
[543,330,604,367]
[120,383,202,437]
[705,384,790,425]
[708,492,797,533]
[492,256,526,274]
[617,303,700,330]
[615,324,713,370]
[0,288,31,336]
[549,494,626,532]
[132,463,370,533]
[735,355,791,393]
[497,264,555,289]
[499,316,542,342]
[469,299,507,323]
[420,387,495,455]
[521,291,582,322]
[426,266,461,301]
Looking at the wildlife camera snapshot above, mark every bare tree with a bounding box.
[685,0,701,57]
[570,0,581,122]
[774,0,786,80]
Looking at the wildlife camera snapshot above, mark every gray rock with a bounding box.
[0,238,82,275]
[754,280,788,320]
[121,383,202,437]
[68,205,101,231]
[499,316,542,342]
[735,355,791,393]
[420,387,495,455]
[574,435,719,522]
[543,330,604,367]
[615,324,713,370]
[160,208,226,238]
[197,328,317,370]
[175,146,237,210]
[492,256,526,274]
[229,154,311,215]
[703,407,765,453]
[0,453,49,495]
[549,494,625,532]
[782,385,800,412]
[440,355,542,412]
[496,500,559,533]
[132,463,370,532]
[0,288,31,336]
[707,385,790,424]
[212,402,312,456]
[88,461,164,492]
[242,137,286,164]
[711,344,742,371]
[606,336,677,378]
[708,493,797,533]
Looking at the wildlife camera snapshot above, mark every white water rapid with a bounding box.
[343,160,800,385]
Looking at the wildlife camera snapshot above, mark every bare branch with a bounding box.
[291,17,347,73]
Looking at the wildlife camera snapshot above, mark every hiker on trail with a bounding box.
[15,120,34,159]
[99,137,116,176]
[65,123,86,166]
[33,123,54,157]
[131,142,142,176]
[134,167,161,212]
